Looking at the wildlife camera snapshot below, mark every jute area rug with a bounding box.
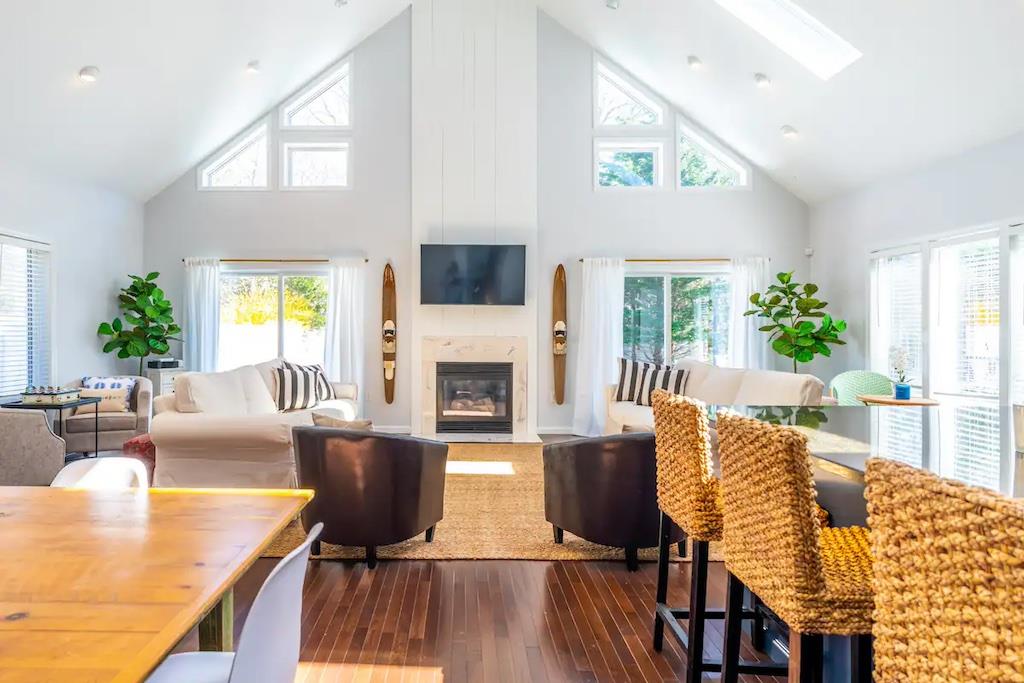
[263,442,708,562]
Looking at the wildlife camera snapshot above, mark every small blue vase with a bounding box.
[894,383,911,400]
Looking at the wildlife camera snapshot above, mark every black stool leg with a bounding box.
[365,545,378,569]
[425,525,436,542]
[789,632,823,683]
[719,572,746,683]
[684,540,710,683]
[677,529,688,558]
[552,525,564,544]
[750,593,766,652]
[653,511,672,651]
[625,546,639,571]
[311,539,321,557]
[851,633,873,683]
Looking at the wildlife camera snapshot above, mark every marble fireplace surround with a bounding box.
[421,336,529,439]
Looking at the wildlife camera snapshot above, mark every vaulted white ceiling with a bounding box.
[0,0,408,201]
[539,0,1024,203]
[2,1,1022,204]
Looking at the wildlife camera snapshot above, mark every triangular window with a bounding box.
[281,59,351,129]
[198,123,268,189]
[595,61,664,127]
[677,121,748,188]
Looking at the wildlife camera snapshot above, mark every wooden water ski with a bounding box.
[552,264,567,405]
[382,263,397,404]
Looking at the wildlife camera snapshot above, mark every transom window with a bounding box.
[592,56,750,191]
[595,139,663,188]
[198,123,269,190]
[282,142,350,189]
[595,62,664,127]
[218,270,328,371]
[197,55,353,192]
[623,271,732,366]
[280,59,351,130]
[0,234,51,397]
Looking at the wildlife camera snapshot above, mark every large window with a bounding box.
[870,232,1007,490]
[0,235,51,397]
[218,271,328,371]
[624,271,731,366]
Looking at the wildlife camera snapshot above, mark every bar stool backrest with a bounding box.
[866,458,1024,682]
[652,390,721,542]
[716,410,826,608]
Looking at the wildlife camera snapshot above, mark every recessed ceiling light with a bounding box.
[754,72,772,88]
[780,125,799,139]
[606,0,620,8]
[246,60,261,74]
[713,0,862,80]
[335,0,348,6]
[77,65,99,83]
[687,55,704,71]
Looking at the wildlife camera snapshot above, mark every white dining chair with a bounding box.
[145,523,323,683]
[50,457,149,489]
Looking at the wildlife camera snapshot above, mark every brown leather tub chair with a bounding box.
[292,427,449,568]
[543,432,685,570]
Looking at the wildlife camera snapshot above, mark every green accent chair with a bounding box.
[829,371,893,406]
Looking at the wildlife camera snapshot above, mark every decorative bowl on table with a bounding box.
[20,387,82,405]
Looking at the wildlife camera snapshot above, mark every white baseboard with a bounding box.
[538,425,573,435]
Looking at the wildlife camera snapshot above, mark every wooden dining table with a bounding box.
[0,486,313,683]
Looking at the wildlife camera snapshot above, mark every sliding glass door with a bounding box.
[870,228,1015,491]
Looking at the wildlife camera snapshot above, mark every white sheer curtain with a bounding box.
[183,257,221,372]
[571,258,625,436]
[324,257,366,415]
[729,256,770,370]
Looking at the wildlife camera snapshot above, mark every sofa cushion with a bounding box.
[66,411,137,433]
[174,366,277,416]
[608,401,655,430]
[734,370,824,406]
[254,359,282,398]
[686,366,747,404]
[307,398,358,420]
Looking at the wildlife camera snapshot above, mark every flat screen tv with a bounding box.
[420,244,526,305]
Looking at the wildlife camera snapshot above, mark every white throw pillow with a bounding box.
[174,366,277,416]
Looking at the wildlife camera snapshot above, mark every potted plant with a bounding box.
[744,272,847,372]
[889,346,912,400]
[97,272,181,375]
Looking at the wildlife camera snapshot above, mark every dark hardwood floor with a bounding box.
[176,558,783,682]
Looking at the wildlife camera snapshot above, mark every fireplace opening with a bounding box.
[436,362,513,434]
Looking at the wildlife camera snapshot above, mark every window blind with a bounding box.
[0,238,52,396]
[870,251,922,383]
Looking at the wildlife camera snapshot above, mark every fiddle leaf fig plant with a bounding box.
[97,272,181,374]
[744,271,846,373]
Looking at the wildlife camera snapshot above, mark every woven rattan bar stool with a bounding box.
[651,391,785,682]
[716,410,874,683]
[866,458,1024,682]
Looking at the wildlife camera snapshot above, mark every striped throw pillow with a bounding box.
[635,366,690,407]
[614,358,664,403]
[275,362,336,411]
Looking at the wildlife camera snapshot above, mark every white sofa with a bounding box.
[151,359,357,488]
[605,359,826,434]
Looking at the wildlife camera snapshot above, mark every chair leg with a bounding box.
[677,528,688,558]
[625,546,639,572]
[851,634,873,683]
[751,593,766,652]
[653,511,672,651]
[365,545,378,569]
[311,539,321,557]
[425,525,436,543]
[684,540,710,683]
[788,631,823,683]
[719,572,746,683]
[552,525,564,544]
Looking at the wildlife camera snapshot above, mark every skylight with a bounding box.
[713,0,862,80]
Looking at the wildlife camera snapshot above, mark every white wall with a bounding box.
[0,160,143,385]
[809,130,1024,382]
[409,0,539,435]
[144,10,412,429]
[536,14,810,432]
